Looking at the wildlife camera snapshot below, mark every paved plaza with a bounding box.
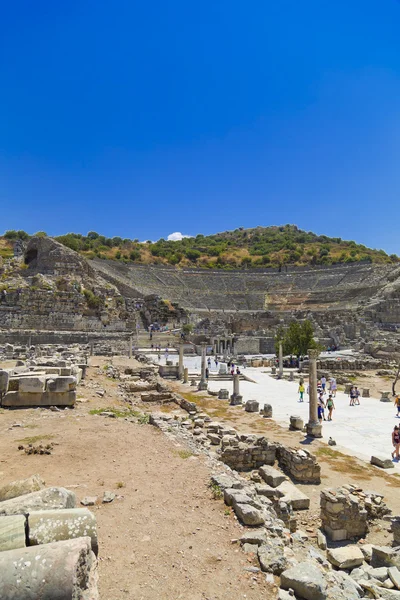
[153,353,400,472]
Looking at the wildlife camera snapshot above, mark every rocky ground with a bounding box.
[0,357,276,600]
[2,355,400,600]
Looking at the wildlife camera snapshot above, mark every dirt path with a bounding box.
[0,359,275,600]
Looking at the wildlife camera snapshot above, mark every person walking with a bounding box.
[318,395,326,423]
[321,376,327,393]
[392,425,400,461]
[354,387,361,405]
[298,382,305,402]
[395,395,400,417]
[349,386,356,406]
[326,395,335,421]
[330,377,337,398]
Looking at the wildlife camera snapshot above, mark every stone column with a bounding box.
[278,341,283,379]
[128,335,133,359]
[198,343,208,390]
[183,367,189,384]
[306,348,322,437]
[90,342,94,357]
[230,374,243,405]
[178,343,184,379]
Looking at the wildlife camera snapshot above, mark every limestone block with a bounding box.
[388,567,400,590]
[327,545,364,569]
[0,370,10,394]
[259,465,287,488]
[0,474,45,502]
[18,376,46,393]
[262,403,273,418]
[290,415,304,431]
[381,391,392,402]
[277,480,310,510]
[2,390,76,407]
[280,562,327,600]
[0,537,98,600]
[0,515,26,551]
[362,388,370,398]
[46,376,77,392]
[0,487,76,516]
[372,546,400,570]
[245,399,259,413]
[258,540,288,575]
[371,455,393,469]
[28,508,98,555]
[234,503,265,526]
[218,389,229,400]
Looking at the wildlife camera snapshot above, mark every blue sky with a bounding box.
[1,1,400,252]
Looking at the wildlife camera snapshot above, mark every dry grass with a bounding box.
[17,434,55,444]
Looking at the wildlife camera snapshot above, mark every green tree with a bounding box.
[275,320,318,356]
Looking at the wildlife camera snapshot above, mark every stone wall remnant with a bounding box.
[320,485,391,541]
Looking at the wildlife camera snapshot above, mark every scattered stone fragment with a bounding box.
[371,455,393,469]
[81,496,98,507]
[102,491,115,504]
[280,562,327,600]
[327,545,364,570]
[317,530,327,550]
[258,540,288,575]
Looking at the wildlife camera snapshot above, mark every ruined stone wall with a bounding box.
[219,434,277,471]
[277,447,321,484]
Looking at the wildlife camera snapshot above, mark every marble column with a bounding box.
[230,374,243,405]
[178,342,184,379]
[183,367,189,384]
[278,341,283,379]
[306,348,322,437]
[198,343,208,390]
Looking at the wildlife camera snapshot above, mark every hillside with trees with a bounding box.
[1,225,398,270]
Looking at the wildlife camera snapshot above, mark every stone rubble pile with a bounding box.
[0,345,88,408]
[149,402,400,600]
[0,474,99,599]
[321,485,391,542]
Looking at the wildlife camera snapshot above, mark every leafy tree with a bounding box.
[181,323,193,336]
[275,320,318,357]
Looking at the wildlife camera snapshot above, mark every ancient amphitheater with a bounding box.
[91,258,399,316]
[1,236,400,354]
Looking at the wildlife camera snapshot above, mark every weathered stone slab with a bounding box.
[18,376,46,393]
[28,508,98,555]
[46,376,77,392]
[389,567,400,590]
[371,455,393,469]
[0,370,10,394]
[258,540,288,575]
[327,545,364,569]
[0,537,98,600]
[245,400,259,413]
[259,465,286,488]
[2,390,76,407]
[0,515,26,551]
[234,503,265,526]
[372,546,400,569]
[0,487,76,516]
[277,480,310,510]
[0,474,45,502]
[280,561,326,600]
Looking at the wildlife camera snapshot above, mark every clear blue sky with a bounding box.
[1,1,400,252]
